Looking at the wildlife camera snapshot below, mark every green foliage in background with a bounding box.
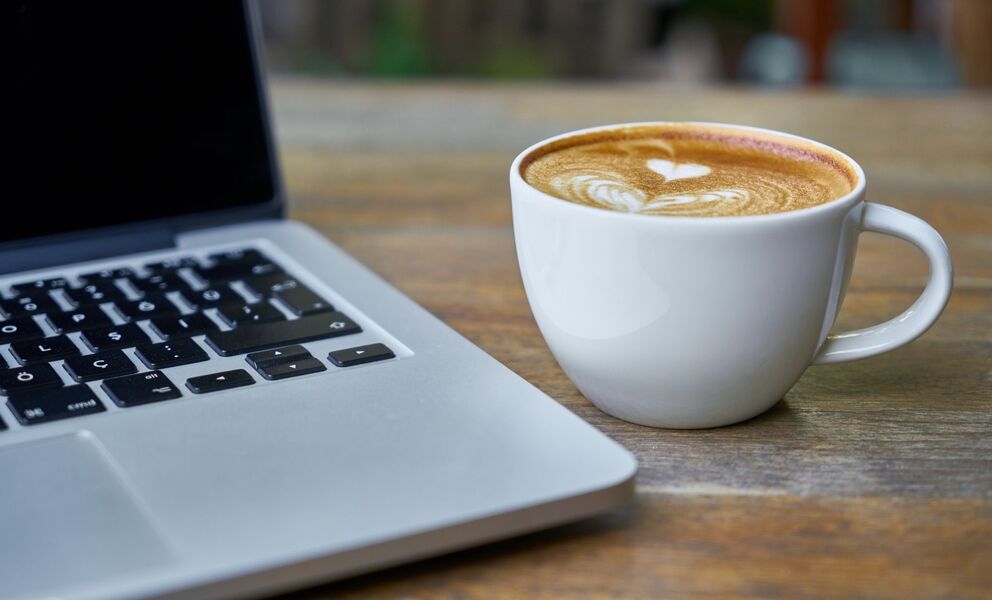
[474,42,550,79]
[370,0,430,76]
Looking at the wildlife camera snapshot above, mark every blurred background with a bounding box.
[259,0,991,90]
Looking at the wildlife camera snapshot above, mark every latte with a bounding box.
[521,124,857,217]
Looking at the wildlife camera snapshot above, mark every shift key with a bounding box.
[205,311,361,356]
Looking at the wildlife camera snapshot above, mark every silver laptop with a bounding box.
[0,2,635,598]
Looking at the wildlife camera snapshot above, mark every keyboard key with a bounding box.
[149,313,218,340]
[130,273,191,295]
[135,338,209,369]
[186,369,255,394]
[64,282,127,307]
[102,371,182,407]
[8,384,104,425]
[0,416,6,431]
[272,284,333,317]
[0,316,45,345]
[63,350,137,383]
[10,335,80,365]
[254,357,326,381]
[145,257,199,272]
[78,267,135,282]
[81,323,150,352]
[328,343,395,367]
[46,306,113,333]
[1,294,59,318]
[114,294,180,321]
[205,311,361,356]
[11,277,70,293]
[246,344,311,369]
[196,260,282,284]
[208,248,268,264]
[217,302,285,327]
[179,286,244,309]
[0,363,63,395]
[0,354,5,369]
[241,273,299,298]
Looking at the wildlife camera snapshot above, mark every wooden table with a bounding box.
[271,80,991,599]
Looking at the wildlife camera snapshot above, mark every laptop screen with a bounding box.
[4,0,276,244]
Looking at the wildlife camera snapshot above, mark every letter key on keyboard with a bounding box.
[150,313,218,340]
[81,323,150,352]
[63,350,137,383]
[10,335,80,364]
[0,316,45,344]
[0,364,63,395]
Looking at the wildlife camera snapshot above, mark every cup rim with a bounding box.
[510,121,867,223]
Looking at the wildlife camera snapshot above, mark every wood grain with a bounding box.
[269,80,992,598]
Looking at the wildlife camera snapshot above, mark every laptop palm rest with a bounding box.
[0,432,176,599]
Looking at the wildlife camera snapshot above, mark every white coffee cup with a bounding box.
[510,122,952,429]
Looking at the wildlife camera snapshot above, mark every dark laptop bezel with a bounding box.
[0,0,283,274]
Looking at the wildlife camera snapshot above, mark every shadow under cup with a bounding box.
[510,122,951,429]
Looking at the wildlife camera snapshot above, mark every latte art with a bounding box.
[522,124,856,217]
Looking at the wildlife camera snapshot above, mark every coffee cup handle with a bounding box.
[812,202,953,365]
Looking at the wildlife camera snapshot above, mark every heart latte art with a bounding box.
[521,124,856,217]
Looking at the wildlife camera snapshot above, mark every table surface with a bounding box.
[270,80,991,599]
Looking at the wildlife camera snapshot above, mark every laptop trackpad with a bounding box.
[0,432,176,599]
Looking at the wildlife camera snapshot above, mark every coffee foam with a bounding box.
[521,124,857,217]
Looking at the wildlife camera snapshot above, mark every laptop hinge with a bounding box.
[0,225,175,276]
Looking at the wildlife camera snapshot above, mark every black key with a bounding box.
[64,282,128,307]
[241,273,299,298]
[0,416,6,431]
[135,338,209,369]
[0,316,45,344]
[205,311,361,356]
[11,277,70,294]
[179,286,244,310]
[0,354,5,369]
[246,344,311,369]
[81,322,150,352]
[131,273,191,295]
[208,248,268,264]
[150,313,218,340]
[218,302,285,327]
[46,306,113,333]
[63,350,137,383]
[102,371,182,407]
[186,369,255,394]
[254,357,326,381]
[196,261,282,284]
[272,284,333,317]
[145,257,199,272]
[0,363,63,395]
[114,294,180,321]
[8,384,104,425]
[328,343,395,367]
[10,335,80,365]
[0,294,59,318]
[78,267,135,282]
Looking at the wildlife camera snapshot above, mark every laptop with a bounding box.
[0,2,635,598]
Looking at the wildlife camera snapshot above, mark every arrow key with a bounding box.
[328,343,395,368]
[245,344,310,369]
[186,369,255,394]
[254,357,326,381]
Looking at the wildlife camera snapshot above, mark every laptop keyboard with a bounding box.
[0,248,396,429]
